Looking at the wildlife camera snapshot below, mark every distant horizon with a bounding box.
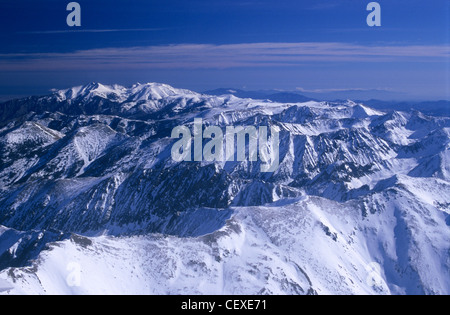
[1,1,449,103]
[0,81,448,104]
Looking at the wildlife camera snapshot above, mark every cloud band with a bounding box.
[1,42,448,71]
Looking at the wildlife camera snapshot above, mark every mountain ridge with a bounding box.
[0,82,448,295]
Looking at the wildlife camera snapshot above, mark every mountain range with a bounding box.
[205,88,450,117]
[0,82,448,295]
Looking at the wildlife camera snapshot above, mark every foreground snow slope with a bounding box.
[1,177,449,295]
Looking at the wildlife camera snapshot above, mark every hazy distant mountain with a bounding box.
[205,88,409,102]
[0,83,448,295]
[362,100,450,117]
[302,89,409,102]
[205,88,449,117]
[204,88,314,103]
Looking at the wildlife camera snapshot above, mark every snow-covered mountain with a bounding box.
[0,83,449,295]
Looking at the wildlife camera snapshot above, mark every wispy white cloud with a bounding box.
[0,42,448,71]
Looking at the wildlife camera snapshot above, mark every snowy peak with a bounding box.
[0,83,449,295]
[352,104,385,118]
[128,82,197,101]
[31,82,206,118]
[54,82,198,104]
[56,82,126,102]
[2,121,63,146]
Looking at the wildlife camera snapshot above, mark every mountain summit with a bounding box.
[0,83,205,125]
[0,83,449,295]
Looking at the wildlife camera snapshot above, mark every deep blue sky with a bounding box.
[0,0,449,100]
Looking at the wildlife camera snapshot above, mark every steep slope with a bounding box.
[0,83,448,295]
[1,180,448,295]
